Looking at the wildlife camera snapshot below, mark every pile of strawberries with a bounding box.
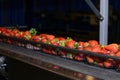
[0,27,120,71]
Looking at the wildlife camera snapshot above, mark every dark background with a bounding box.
[0,0,120,43]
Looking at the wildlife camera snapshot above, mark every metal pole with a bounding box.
[99,0,109,45]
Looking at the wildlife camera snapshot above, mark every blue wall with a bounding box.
[0,0,96,27]
[25,0,97,29]
[0,0,25,26]
[0,0,119,28]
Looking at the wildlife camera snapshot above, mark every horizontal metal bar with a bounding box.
[0,34,120,61]
[0,43,103,80]
[0,42,120,80]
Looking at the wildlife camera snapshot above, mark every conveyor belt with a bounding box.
[0,42,120,80]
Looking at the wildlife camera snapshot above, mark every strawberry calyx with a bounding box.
[59,40,66,47]
[29,28,37,36]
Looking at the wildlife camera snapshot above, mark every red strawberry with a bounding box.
[65,39,76,48]
[115,51,120,57]
[77,41,84,50]
[40,38,48,43]
[86,56,94,64]
[46,34,55,41]
[91,45,101,53]
[39,33,47,39]
[99,48,109,55]
[84,46,92,52]
[103,59,114,68]
[74,54,84,61]
[88,40,98,47]
[105,43,118,53]
[97,62,104,67]
[50,38,59,46]
[42,48,49,53]
[0,27,7,34]
[83,42,90,47]
[30,35,40,42]
[58,37,65,40]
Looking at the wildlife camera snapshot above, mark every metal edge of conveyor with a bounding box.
[0,43,120,80]
[0,42,102,80]
[1,34,120,61]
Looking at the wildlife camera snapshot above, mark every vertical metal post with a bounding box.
[99,0,109,45]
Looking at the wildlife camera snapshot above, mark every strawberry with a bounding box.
[88,40,98,47]
[65,40,77,48]
[22,31,32,40]
[14,32,21,38]
[0,27,7,34]
[91,45,101,53]
[77,41,84,50]
[46,34,55,41]
[30,35,41,42]
[83,42,90,47]
[86,56,94,64]
[65,37,77,49]
[40,38,48,43]
[97,62,104,67]
[103,59,115,68]
[74,54,84,61]
[42,48,49,53]
[99,48,109,55]
[115,51,120,57]
[57,37,65,41]
[84,46,92,52]
[39,33,47,39]
[105,43,119,53]
[50,38,59,46]
[14,31,24,39]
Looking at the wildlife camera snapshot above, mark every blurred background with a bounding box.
[0,0,120,43]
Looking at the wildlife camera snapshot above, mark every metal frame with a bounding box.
[85,0,109,45]
[85,0,104,21]
[99,0,109,45]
